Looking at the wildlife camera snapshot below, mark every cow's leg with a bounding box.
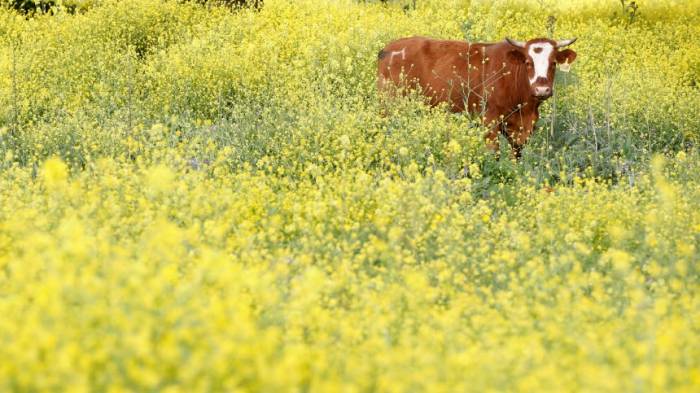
[501,133,525,160]
[504,109,538,159]
[377,75,409,116]
[502,126,526,160]
[485,119,529,159]
[377,76,394,117]
[484,124,501,152]
[511,143,523,159]
[483,110,506,154]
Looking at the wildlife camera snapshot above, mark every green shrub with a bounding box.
[181,0,263,11]
[1,0,96,15]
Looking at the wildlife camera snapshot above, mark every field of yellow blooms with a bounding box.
[0,0,699,391]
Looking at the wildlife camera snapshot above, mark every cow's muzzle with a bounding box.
[533,86,552,99]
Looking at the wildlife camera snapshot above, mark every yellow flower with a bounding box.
[144,164,174,195]
[447,139,462,155]
[42,157,68,190]
[604,249,633,272]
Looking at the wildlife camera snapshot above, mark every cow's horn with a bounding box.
[555,38,577,48]
[506,38,526,48]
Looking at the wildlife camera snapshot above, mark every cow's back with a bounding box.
[377,37,491,112]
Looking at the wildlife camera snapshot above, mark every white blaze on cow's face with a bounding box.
[527,42,554,98]
[528,43,553,84]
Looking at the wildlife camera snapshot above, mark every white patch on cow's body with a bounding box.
[528,43,553,84]
[389,48,406,65]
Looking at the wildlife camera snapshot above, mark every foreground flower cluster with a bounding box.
[1,153,699,391]
[0,0,698,391]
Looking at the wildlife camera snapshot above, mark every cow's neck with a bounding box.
[510,64,541,112]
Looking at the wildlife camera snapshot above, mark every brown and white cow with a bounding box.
[377,37,577,157]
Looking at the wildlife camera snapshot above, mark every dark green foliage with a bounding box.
[3,0,55,14]
[1,0,86,15]
[182,0,263,11]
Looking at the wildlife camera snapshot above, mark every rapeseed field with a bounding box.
[0,0,698,391]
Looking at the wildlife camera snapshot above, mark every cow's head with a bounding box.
[505,38,577,100]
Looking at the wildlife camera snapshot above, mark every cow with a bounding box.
[377,37,577,157]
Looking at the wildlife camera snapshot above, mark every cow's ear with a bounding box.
[506,49,526,64]
[556,49,577,64]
